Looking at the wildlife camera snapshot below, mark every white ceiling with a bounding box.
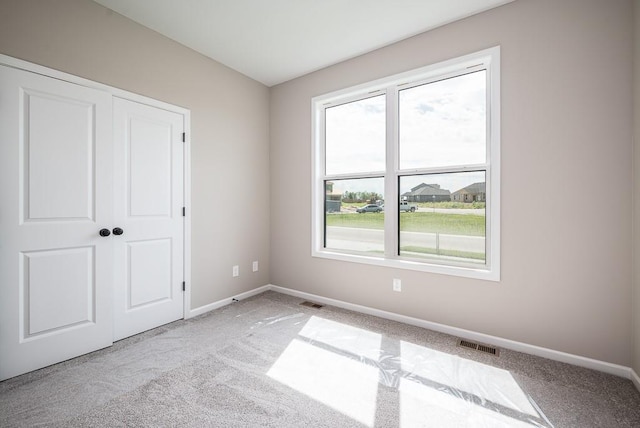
[93,0,514,87]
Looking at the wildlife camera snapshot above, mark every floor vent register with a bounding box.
[299,301,324,309]
[457,339,500,356]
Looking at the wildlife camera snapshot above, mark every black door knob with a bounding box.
[99,228,111,237]
[112,227,124,236]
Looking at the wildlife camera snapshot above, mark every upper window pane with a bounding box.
[325,95,386,175]
[399,71,486,170]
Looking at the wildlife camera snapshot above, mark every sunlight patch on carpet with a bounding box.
[267,338,379,427]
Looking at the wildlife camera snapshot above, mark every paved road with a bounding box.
[325,226,485,255]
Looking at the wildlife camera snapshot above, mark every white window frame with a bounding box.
[311,47,501,282]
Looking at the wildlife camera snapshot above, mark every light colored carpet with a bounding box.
[1,291,639,427]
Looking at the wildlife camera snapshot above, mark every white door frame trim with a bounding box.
[0,54,193,318]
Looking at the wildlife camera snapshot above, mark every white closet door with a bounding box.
[0,65,114,380]
[112,98,184,341]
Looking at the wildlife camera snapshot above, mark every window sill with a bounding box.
[312,248,500,282]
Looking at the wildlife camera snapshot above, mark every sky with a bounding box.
[325,94,386,175]
[324,70,487,197]
[399,70,486,169]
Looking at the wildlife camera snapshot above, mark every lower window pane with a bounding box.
[399,172,486,264]
[325,178,384,255]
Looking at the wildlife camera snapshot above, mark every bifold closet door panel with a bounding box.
[112,98,185,341]
[0,65,114,381]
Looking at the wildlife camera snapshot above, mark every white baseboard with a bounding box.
[187,284,271,318]
[632,369,640,392]
[185,283,638,390]
[268,284,634,381]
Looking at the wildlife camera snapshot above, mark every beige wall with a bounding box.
[0,0,271,310]
[634,0,640,376]
[270,0,634,365]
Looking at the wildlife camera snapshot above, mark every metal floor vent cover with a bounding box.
[300,301,324,309]
[457,339,500,356]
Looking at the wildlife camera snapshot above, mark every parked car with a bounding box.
[356,204,383,213]
[399,201,418,212]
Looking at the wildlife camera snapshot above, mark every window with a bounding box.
[312,47,500,281]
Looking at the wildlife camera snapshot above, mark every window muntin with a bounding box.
[312,48,500,281]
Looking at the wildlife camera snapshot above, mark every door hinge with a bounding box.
[182,281,186,291]
[182,132,185,142]
[182,206,186,217]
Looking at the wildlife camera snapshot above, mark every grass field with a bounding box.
[326,212,485,236]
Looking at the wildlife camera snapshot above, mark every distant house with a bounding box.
[325,181,342,212]
[401,183,451,202]
[452,182,486,202]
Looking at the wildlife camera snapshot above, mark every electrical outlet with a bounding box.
[252,261,259,272]
[393,278,401,292]
[232,265,239,277]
